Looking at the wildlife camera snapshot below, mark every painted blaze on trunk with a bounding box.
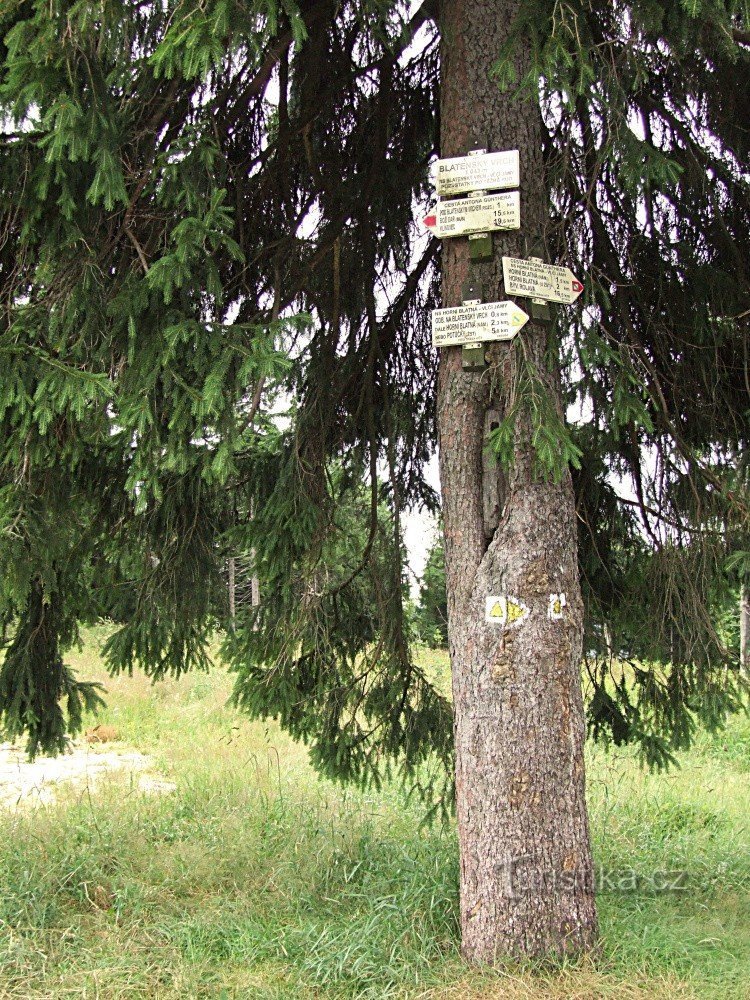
[436,0,598,960]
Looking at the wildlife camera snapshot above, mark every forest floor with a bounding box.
[0,625,747,999]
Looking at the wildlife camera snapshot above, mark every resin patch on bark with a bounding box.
[491,630,517,682]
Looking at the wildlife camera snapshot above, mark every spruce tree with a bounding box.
[0,0,747,960]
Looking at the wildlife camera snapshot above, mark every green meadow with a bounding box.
[0,626,748,999]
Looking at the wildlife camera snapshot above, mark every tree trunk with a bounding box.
[437,0,598,960]
[228,556,236,622]
[741,583,749,672]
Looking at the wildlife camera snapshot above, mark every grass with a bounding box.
[0,625,748,999]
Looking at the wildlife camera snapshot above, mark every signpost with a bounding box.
[424,149,585,359]
[423,191,520,238]
[432,300,529,348]
[502,256,584,304]
[434,149,520,196]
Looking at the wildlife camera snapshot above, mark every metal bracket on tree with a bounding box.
[461,279,487,371]
[526,238,553,322]
[467,145,492,261]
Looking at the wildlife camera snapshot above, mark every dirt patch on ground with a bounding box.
[0,741,176,810]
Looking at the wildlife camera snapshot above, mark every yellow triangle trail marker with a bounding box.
[506,598,528,625]
[485,595,530,628]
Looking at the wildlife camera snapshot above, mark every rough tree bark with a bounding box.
[437,0,598,960]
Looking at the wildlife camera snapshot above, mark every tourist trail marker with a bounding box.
[502,256,584,304]
[423,191,520,238]
[434,149,520,196]
[485,595,531,628]
[432,300,530,348]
